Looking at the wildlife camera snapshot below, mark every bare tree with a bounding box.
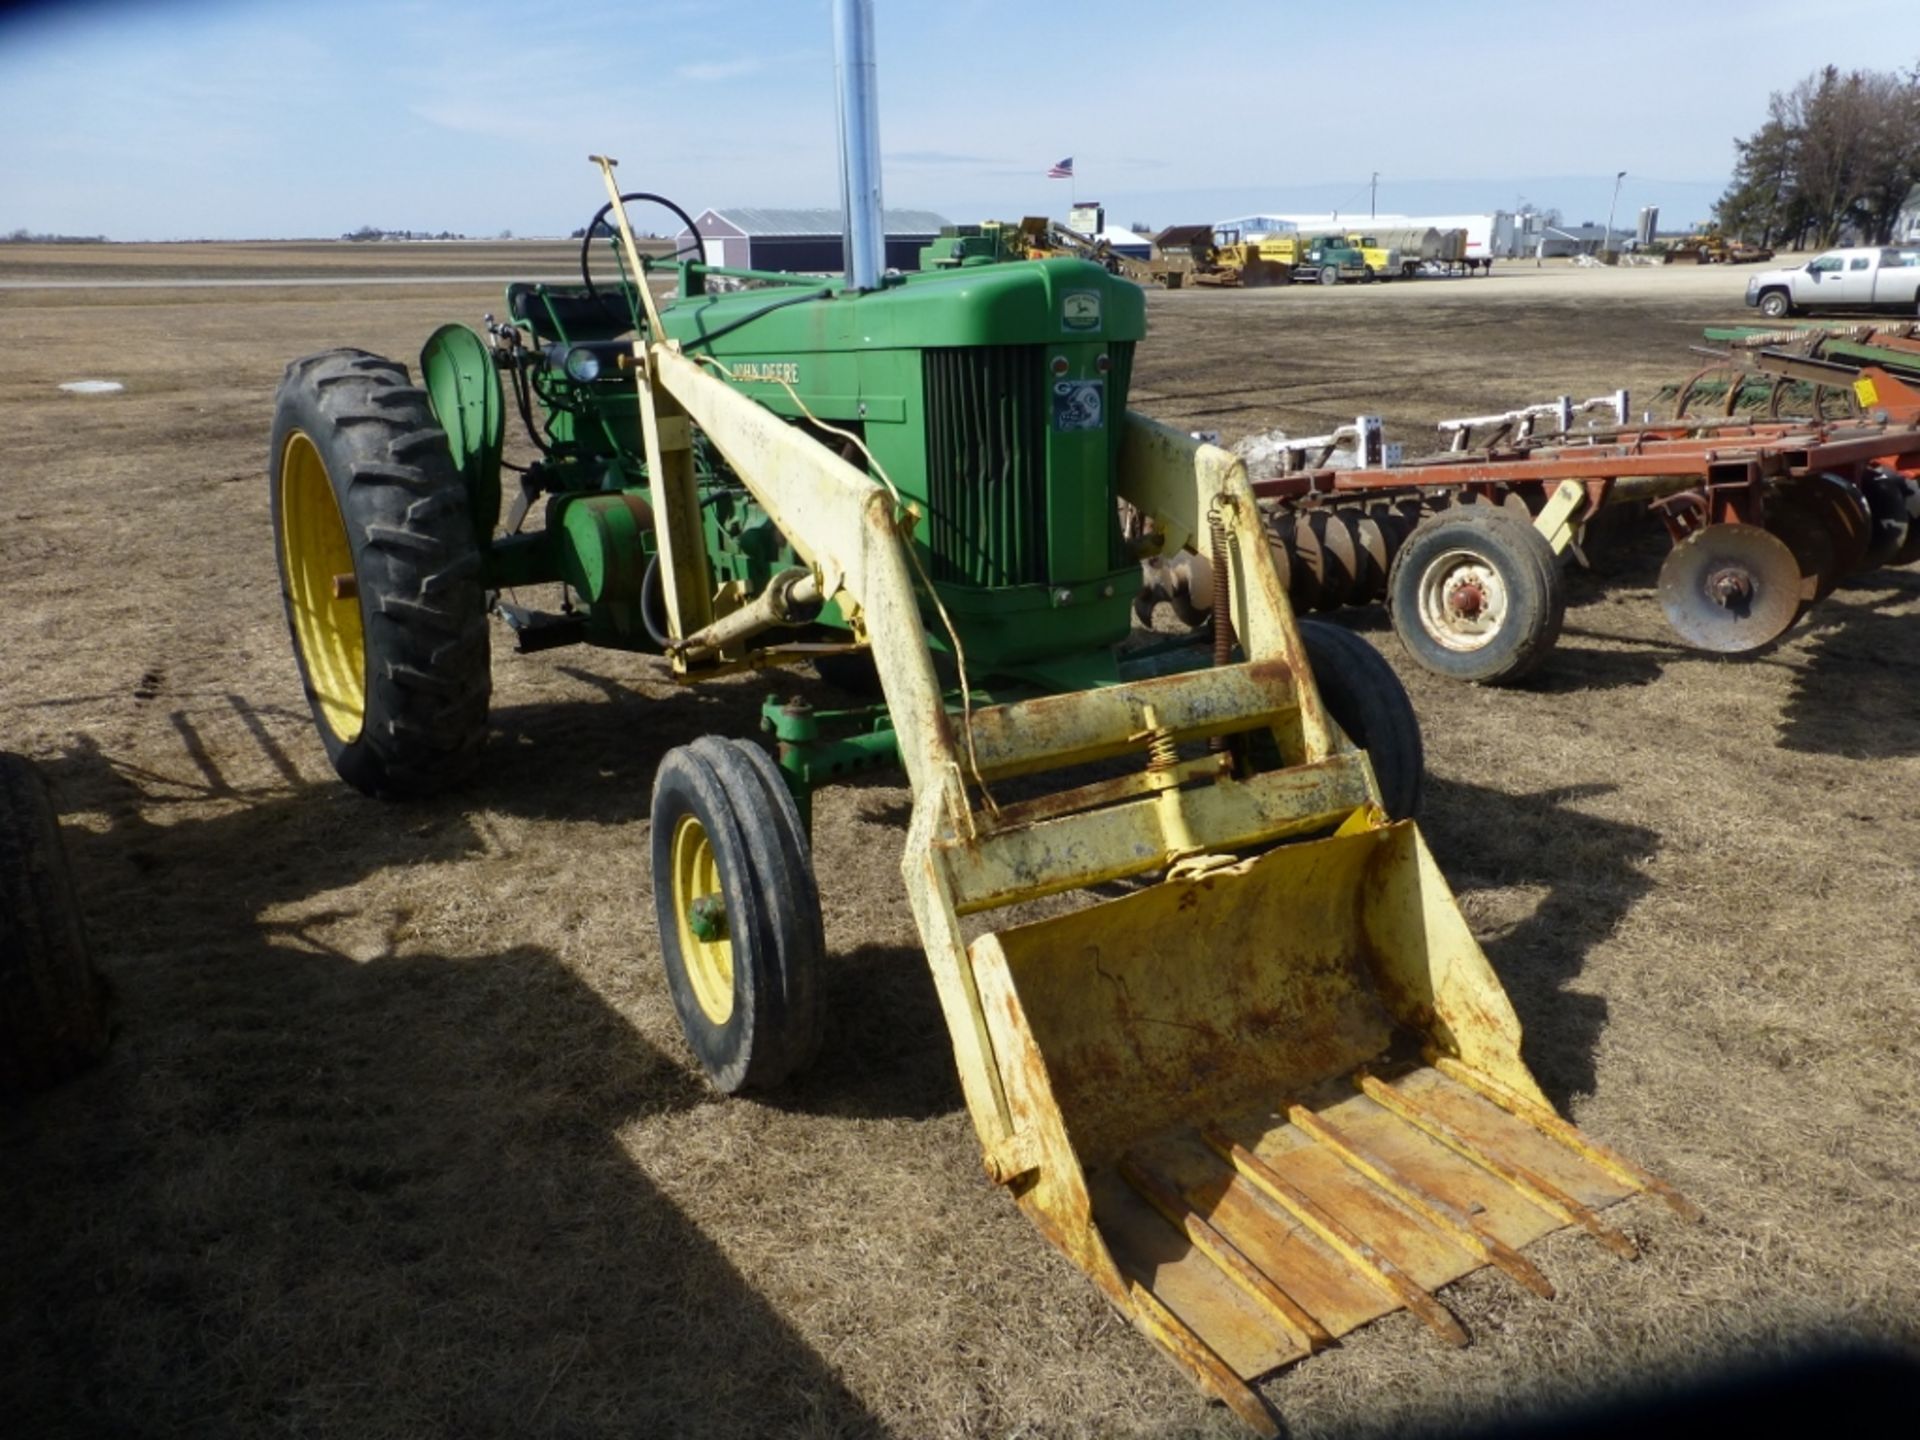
[1716,61,1920,247]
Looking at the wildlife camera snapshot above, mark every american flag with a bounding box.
[1046,157,1073,179]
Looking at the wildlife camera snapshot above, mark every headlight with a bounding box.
[564,346,602,383]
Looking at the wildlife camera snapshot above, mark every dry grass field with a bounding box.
[1,246,1916,1439]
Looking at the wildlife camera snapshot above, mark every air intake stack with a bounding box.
[832,0,886,292]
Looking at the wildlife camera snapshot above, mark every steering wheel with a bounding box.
[579,191,707,313]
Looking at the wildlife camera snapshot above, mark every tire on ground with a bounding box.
[1297,621,1424,821]
[269,348,490,798]
[651,737,824,1092]
[0,753,110,1096]
[1386,505,1565,685]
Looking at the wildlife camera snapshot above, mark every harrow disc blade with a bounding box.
[1275,513,1324,611]
[1351,512,1392,604]
[1658,523,1804,654]
[1304,510,1359,610]
[1763,495,1836,603]
[1797,473,1873,589]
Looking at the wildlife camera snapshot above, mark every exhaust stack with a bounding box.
[832,0,885,292]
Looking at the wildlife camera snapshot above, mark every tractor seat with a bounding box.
[507,283,635,343]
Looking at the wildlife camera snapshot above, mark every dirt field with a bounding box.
[2,247,1915,1439]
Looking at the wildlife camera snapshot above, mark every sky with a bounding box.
[2,0,1916,241]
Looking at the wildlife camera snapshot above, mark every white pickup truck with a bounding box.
[1745,246,1920,319]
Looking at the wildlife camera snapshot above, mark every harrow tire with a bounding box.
[270,349,490,799]
[0,753,110,1097]
[1757,289,1793,320]
[1387,507,1564,686]
[651,738,824,1093]
[1298,621,1424,821]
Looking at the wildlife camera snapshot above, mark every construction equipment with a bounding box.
[1166,223,1370,288]
[267,4,1694,1428]
[1009,211,1189,289]
[1139,400,1920,681]
[1344,233,1403,281]
[1663,230,1774,266]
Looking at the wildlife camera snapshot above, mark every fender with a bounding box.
[420,323,504,546]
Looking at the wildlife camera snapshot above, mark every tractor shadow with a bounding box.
[5,722,891,1440]
[1419,777,1659,1108]
[1774,568,1920,758]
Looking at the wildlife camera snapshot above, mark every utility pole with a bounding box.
[1370,171,1378,219]
[1604,170,1625,256]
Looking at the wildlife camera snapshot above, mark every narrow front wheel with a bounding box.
[651,738,824,1092]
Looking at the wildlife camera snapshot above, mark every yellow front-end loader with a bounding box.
[266,7,1698,1429]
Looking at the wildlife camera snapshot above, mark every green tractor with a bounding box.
[266,5,1692,1427]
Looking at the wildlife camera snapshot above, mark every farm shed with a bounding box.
[677,207,951,273]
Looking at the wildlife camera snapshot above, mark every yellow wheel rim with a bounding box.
[670,814,734,1024]
[278,431,367,743]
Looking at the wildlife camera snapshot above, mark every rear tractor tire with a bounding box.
[1298,621,1424,821]
[269,349,490,798]
[651,738,824,1093]
[1387,506,1565,685]
[1,753,110,1096]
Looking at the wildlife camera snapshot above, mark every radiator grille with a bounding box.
[921,341,1136,586]
[923,345,1048,586]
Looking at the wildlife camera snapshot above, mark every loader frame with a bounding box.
[597,177,1693,1431]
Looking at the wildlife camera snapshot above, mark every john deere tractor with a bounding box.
[267,5,1692,1428]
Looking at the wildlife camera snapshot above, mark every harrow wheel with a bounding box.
[270,349,490,798]
[1857,468,1915,569]
[1656,523,1804,653]
[1386,507,1565,685]
[1298,621,1423,821]
[651,737,823,1093]
[1890,471,1920,567]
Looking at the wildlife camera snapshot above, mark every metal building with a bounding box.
[677,207,951,273]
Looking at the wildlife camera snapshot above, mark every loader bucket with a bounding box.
[965,822,1693,1430]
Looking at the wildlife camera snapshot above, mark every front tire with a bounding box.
[0,753,109,1096]
[651,738,824,1093]
[1318,265,1341,287]
[270,349,490,798]
[1758,290,1793,320]
[1387,507,1565,685]
[1298,621,1423,820]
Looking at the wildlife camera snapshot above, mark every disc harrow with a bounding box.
[1137,405,1920,683]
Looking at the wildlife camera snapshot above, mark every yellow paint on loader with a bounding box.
[621,282,1696,1433]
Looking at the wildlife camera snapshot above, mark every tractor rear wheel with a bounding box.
[270,349,490,798]
[0,753,110,1096]
[651,737,824,1092]
[1298,621,1423,820]
[1387,506,1565,685]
